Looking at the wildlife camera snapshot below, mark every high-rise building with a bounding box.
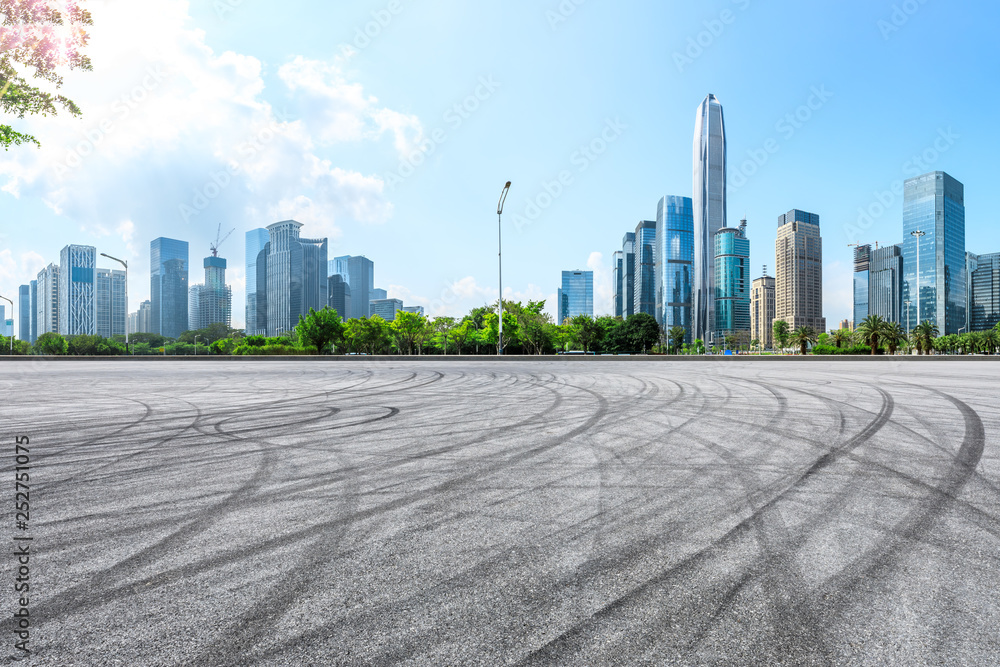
[713,219,750,341]
[151,237,189,338]
[654,196,693,342]
[775,209,825,334]
[693,93,727,343]
[335,255,375,319]
[612,251,624,319]
[969,252,1000,331]
[0,314,11,338]
[18,285,30,342]
[633,220,656,317]
[58,244,97,336]
[558,270,593,323]
[96,268,127,339]
[751,270,775,349]
[902,171,966,335]
[853,244,870,326]
[370,288,388,302]
[36,264,59,336]
[840,320,852,332]
[370,298,403,322]
[28,280,37,343]
[328,275,352,322]
[263,221,328,336]
[128,300,153,335]
[189,256,232,331]
[329,257,351,279]
[245,228,270,336]
[402,306,425,316]
[621,233,635,318]
[870,244,904,326]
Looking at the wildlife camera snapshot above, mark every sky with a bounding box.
[2,0,999,331]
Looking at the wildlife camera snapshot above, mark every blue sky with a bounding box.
[2,0,998,329]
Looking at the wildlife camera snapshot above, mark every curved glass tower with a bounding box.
[714,222,750,340]
[693,94,727,343]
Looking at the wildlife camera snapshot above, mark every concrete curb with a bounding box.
[1,355,998,362]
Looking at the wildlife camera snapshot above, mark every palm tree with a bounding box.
[772,320,791,354]
[832,328,850,349]
[750,339,760,355]
[856,315,888,356]
[911,320,940,355]
[984,329,1000,355]
[882,322,906,355]
[668,326,686,355]
[791,326,818,355]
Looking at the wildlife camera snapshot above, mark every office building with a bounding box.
[840,320,852,332]
[96,268,127,339]
[870,244,904,326]
[558,270,593,323]
[335,255,374,319]
[902,171,966,335]
[371,288,388,302]
[775,209,825,333]
[853,245,870,326]
[693,93,728,342]
[612,251,624,318]
[403,306,425,316]
[751,270,775,349]
[58,244,97,336]
[621,233,636,318]
[36,264,59,336]
[28,280,37,342]
[634,220,656,317]
[970,252,1000,331]
[189,256,233,331]
[245,228,270,336]
[128,300,153,335]
[1,315,10,338]
[328,274,352,322]
[654,195,693,342]
[262,221,328,336]
[713,219,750,341]
[18,285,30,342]
[329,257,351,280]
[151,237,189,338]
[370,298,403,322]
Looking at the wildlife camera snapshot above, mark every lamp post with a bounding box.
[100,253,129,349]
[0,294,12,354]
[496,181,511,356]
[194,334,200,356]
[910,230,925,327]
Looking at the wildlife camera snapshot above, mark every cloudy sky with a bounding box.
[2,0,998,329]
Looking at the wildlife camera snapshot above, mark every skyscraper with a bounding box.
[95,268,127,339]
[28,280,37,343]
[189,256,233,330]
[969,252,1000,331]
[370,298,404,322]
[693,93,727,342]
[870,244,903,326]
[612,251,624,318]
[853,244,870,326]
[58,244,97,336]
[621,232,635,318]
[713,219,750,341]
[18,285,30,342]
[633,220,656,317]
[36,264,59,336]
[775,209,825,334]
[245,228,270,335]
[902,171,966,334]
[341,256,374,319]
[751,270,775,350]
[654,195,693,342]
[263,220,328,336]
[151,237,189,338]
[370,288,388,302]
[128,300,153,335]
[328,275,352,322]
[558,270,593,323]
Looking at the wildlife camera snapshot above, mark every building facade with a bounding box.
[633,220,656,317]
[28,280,37,342]
[902,171,965,335]
[189,256,233,331]
[402,306,425,316]
[654,195,693,342]
[870,244,904,327]
[151,237,189,338]
[621,232,635,318]
[775,209,825,333]
[36,264,59,336]
[370,298,403,322]
[612,251,624,319]
[970,252,1000,331]
[693,93,727,343]
[263,221,328,336]
[713,220,750,342]
[128,300,153,335]
[58,245,97,336]
[18,285,30,342]
[853,244,870,326]
[328,274,352,322]
[96,268,127,339]
[751,273,775,349]
[334,255,374,320]
[558,270,593,323]
[245,228,270,335]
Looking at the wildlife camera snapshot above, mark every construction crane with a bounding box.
[210,224,236,257]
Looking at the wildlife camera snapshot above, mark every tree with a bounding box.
[0,337,30,355]
[791,326,817,355]
[625,313,660,353]
[856,315,888,356]
[911,320,939,355]
[483,309,519,353]
[832,328,851,349]
[391,310,428,355]
[882,322,907,355]
[516,301,552,355]
[450,319,474,355]
[432,316,456,355]
[294,307,344,354]
[569,314,602,353]
[668,326,686,355]
[34,331,67,354]
[984,328,999,355]
[772,320,791,353]
[1,0,93,148]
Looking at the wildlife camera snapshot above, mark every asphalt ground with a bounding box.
[1,359,999,666]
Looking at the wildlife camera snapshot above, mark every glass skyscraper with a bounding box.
[36,264,59,336]
[189,256,232,330]
[328,274,351,322]
[28,280,37,343]
[558,270,593,323]
[870,244,903,326]
[612,251,624,318]
[969,252,1000,331]
[902,171,965,334]
[96,268,127,339]
[18,284,30,342]
[633,220,656,317]
[58,244,97,336]
[263,221,329,336]
[341,256,374,320]
[693,93,727,343]
[151,237,189,338]
[853,245,870,326]
[654,195,693,342]
[621,233,635,318]
[245,228,270,335]
[713,220,750,340]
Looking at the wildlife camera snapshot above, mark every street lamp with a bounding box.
[496,181,511,356]
[194,334,200,356]
[0,294,12,354]
[910,230,925,327]
[100,253,129,350]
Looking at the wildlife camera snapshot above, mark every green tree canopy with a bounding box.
[34,331,67,355]
[295,307,344,354]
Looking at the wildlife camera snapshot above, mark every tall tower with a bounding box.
[775,210,826,334]
[58,245,97,336]
[150,237,189,338]
[693,94,727,343]
[633,220,657,317]
[654,196,694,342]
[751,267,776,350]
[245,228,270,335]
[714,219,750,341]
